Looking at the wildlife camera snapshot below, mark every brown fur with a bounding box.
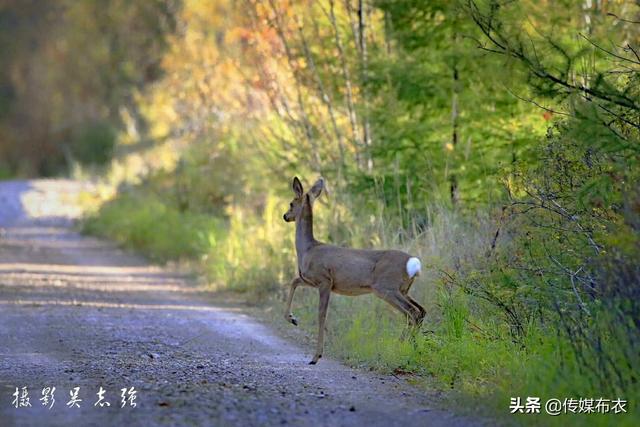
[283,177,425,364]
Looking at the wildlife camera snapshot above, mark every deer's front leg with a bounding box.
[310,284,331,365]
[284,277,303,326]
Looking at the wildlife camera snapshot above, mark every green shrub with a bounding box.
[83,192,225,262]
[72,121,116,166]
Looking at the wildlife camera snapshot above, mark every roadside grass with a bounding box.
[83,189,638,426]
[309,294,637,426]
[83,192,226,262]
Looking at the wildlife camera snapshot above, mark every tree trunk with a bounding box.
[358,0,373,172]
[449,60,460,206]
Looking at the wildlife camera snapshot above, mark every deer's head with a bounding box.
[283,177,324,222]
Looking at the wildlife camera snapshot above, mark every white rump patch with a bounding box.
[406,257,421,278]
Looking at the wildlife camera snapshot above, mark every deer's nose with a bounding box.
[283,214,287,221]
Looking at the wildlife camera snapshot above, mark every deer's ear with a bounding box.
[292,177,303,198]
[308,177,324,201]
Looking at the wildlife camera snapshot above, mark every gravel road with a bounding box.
[0,180,475,427]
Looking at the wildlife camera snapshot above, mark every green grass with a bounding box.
[83,192,225,262]
[284,290,637,426]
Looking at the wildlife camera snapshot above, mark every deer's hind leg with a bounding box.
[405,295,426,326]
[400,277,426,325]
[372,288,421,327]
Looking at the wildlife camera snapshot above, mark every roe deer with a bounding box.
[282,177,425,364]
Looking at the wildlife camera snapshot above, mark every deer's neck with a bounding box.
[295,202,315,267]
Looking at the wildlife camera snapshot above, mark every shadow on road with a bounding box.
[0,180,30,227]
[0,179,211,310]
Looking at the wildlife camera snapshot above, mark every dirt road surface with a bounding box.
[0,180,474,426]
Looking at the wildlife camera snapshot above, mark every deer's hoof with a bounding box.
[309,354,322,365]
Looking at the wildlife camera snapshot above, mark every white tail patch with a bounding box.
[406,257,421,278]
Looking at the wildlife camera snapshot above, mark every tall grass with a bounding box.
[83,192,225,262]
[204,194,296,299]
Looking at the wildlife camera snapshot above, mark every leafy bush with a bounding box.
[83,191,225,262]
[72,122,116,166]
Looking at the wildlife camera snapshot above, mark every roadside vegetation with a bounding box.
[4,0,637,425]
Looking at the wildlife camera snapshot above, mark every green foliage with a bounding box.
[84,191,225,262]
[72,122,116,166]
[367,0,544,209]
